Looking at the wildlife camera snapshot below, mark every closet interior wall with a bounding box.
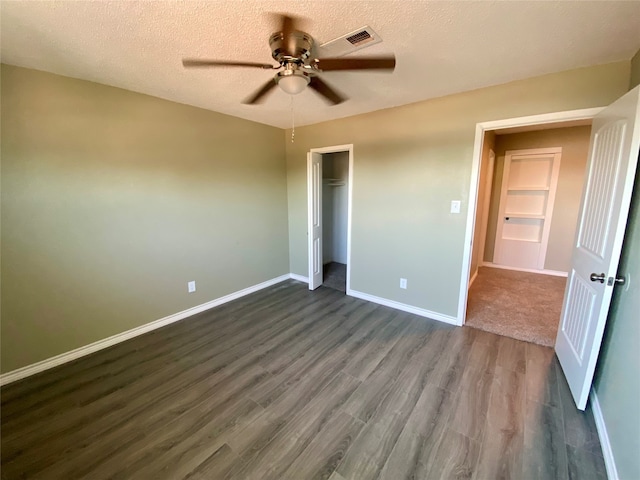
[322,152,349,265]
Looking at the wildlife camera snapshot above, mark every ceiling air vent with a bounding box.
[319,26,382,58]
[346,30,372,45]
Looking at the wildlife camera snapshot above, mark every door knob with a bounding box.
[590,273,606,283]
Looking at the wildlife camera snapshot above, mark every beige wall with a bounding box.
[594,166,640,480]
[593,52,640,480]
[485,126,592,272]
[594,167,640,480]
[630,48,640,89]
[1,65,289,373]
[286,62,629,318]
[470,131,495,279]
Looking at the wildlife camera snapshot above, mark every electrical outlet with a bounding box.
[400,278,407,289]
[188,281,196,293]
[451,200,461,214]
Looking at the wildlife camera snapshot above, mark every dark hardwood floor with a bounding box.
[1,280,606,479]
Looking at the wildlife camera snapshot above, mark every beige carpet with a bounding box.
[466,266,567,347]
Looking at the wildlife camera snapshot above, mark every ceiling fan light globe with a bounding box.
[278,75,309,95]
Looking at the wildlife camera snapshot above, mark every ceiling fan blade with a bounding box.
[313,56,396,72]
[308,77,346,105]
[277,13,300,57]
[243,78,278,104]
[183,59,276,69]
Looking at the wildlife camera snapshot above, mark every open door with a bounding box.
[556,86,640,410]
[307,152,323,290]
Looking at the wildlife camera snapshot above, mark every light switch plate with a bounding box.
[451,200,461,214]
[188,281,196,293]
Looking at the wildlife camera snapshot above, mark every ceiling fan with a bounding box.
[182,13,396,105]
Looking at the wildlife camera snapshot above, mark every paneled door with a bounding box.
[556,86,640,410]
[493,147,561,270]
[307,152,323,290]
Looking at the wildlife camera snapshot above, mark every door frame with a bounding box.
[307,144,354,293]
[457,107,603,324]
[471,148,495,287]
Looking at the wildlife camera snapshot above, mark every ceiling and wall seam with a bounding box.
[2,1,639,129]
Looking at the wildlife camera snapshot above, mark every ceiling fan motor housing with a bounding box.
[269,31,313,64]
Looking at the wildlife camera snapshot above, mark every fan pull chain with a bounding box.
[290,95,295,143]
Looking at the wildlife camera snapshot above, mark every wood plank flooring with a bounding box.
[1,280,607,479]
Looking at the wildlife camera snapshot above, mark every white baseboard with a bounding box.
[287,276,458,327]
[347,289,460,326]
[481,262,568,277]
[0,274,458,386]
[590,388,619,480]
[469,270,479,288]
[289,273,309,283]
[0,274,291,387]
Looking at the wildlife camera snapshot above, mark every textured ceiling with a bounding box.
[2,1,640,129]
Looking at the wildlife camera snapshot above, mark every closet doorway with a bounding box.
[307,144,353,293]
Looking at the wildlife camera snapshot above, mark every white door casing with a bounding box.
[555,86,640,410]
[307,152,323,290]
[493,147,562,270]
[307,144,354,293]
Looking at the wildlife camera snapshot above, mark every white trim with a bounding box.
[590,388,619,480]
[289,273,309,283]
[0,274,291,386]
[308,144,354,293]
[481,262,568,277]
[309,143,354,154]
[468,270,479,287]
[476,108,604,132]
[458,122,487,324]
[346,147,354,297]
[347,289,460,326]
[458,107,603,325]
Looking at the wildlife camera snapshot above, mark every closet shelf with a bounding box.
[504,213,545,219]
[324,178,346,186]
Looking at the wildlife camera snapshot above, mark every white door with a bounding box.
[307,152,323,290]
[494,148,561,270]
[556,86,640,410]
